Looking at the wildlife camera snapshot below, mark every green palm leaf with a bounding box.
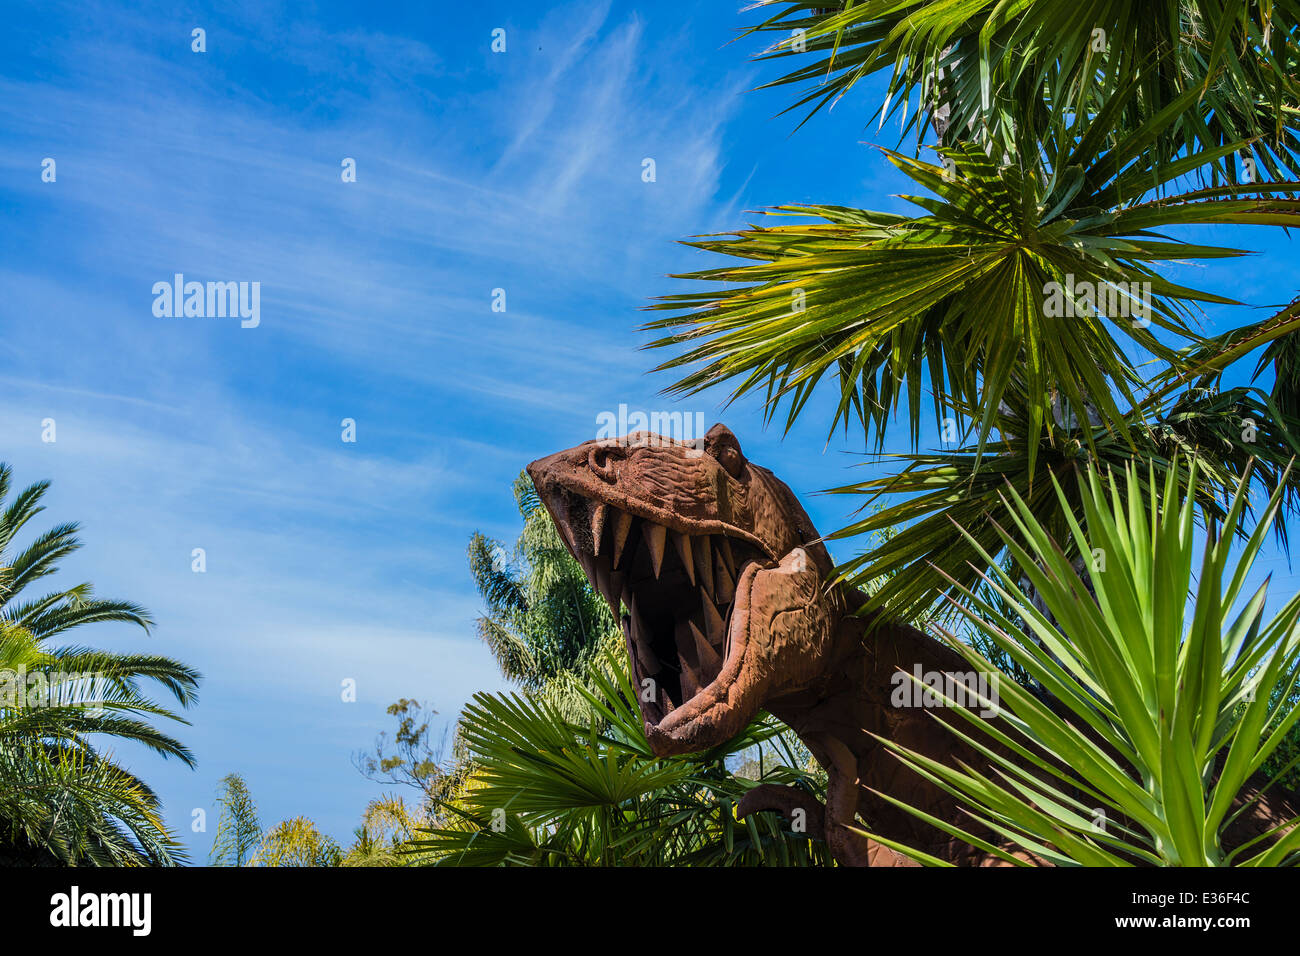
[746,1,1300,180]
[867,459,1300,865]
[0,465,199,865]
[646,105,1300,468]
[417,645,829,866]
[831,384,1300,620]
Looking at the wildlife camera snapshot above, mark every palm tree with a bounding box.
[0,464,199,865]
[210,771,398,867]
[635,3,1300,862]
[209,772,262,866]
[343,794,432,866]
[825,383,1300,619]
[248,817,342,867]
[646,2,1300,621]
[747,1,1300,180]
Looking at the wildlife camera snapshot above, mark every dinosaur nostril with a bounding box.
[588,443,620,481]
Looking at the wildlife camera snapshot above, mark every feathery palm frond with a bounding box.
[830,384,1300,620]
[646,100,1300,469]
[0,465,199,865]
[209,773,263,866]
[249,817,343,867]
[0,740,184,866]
[745,1,1300,181]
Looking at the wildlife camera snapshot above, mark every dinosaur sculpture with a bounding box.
[526,423,1296,866]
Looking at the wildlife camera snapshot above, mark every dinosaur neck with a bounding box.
[763,586,894,775]
[764,585,989,861]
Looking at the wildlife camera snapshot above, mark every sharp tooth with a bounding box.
[611,511,634,568]
[643,523,667,579]
[687,609,722,686]
[590,502,608,555]
[609,570,626,617]
[629,596,661,675]
[716,537,737,578]
[714,549,735,604]
[701,589,727,650]
[672,532,696,586]
[693,537,714,595]
[549,495,575,551]
[595,561,612,613]
[674,617,703,700]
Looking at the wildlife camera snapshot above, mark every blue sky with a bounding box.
[3,0,1300,861]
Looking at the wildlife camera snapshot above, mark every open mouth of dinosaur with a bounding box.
[542,489,767,730]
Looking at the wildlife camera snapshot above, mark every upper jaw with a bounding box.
[527,477,771,750]
[535,479,774,569]
[525,442,777,564]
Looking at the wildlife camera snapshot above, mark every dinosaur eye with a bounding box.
[715,445,745,478]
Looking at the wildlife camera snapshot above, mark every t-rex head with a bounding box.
[526,424,843,757]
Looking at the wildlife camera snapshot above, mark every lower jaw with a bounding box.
[622,612,728,724]
[626,605,756,751]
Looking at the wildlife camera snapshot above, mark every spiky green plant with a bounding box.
[868,461,1300,866]
[829,385,1300,619]
[209,772,262,866]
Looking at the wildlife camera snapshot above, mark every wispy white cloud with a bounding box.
[0,0,757,853]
